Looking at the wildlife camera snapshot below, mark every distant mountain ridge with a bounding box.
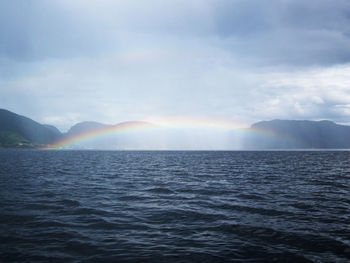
[1,108,350,149]
[244,119,350,149]
[66,121,153,135]
[66,121,109,136]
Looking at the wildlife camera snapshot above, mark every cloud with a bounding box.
[1,0,350,130]
[251,64,350,124]
[2,0,350,65]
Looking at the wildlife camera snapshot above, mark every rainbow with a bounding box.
[42,118,302,149]
[43,121,155,149]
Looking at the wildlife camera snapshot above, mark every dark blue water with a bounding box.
[0,150,349,262]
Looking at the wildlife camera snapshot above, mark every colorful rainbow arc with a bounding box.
[42,121,154,149]
[42,119,301,149]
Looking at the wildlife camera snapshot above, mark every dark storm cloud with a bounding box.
[0,1,106,62]
[1,0,350,66]
[210,0,350,65]
[1,0,350,128]
[213,0,350,36]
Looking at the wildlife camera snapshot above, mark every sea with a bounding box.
[0,150,349,262]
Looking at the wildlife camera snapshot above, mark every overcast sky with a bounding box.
[1,0,350,131]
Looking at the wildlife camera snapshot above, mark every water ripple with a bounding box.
[0,150,349,262]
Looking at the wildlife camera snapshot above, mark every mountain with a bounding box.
[43,124,62,136]
[2,108,350,149]
[0,109,62,147]
[243,119,350,149]
[64,121,156,149]
[66,121,108,136]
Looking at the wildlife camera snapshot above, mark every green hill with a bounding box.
[0,109,62,148]
[0,131,33,148]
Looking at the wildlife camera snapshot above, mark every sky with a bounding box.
[1,0,350,131]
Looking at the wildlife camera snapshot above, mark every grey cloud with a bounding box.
[2,0,350,66]
[212,0,350,37]
[0,1,108,61]
[1,0,350,128]
[210,0,350,66]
